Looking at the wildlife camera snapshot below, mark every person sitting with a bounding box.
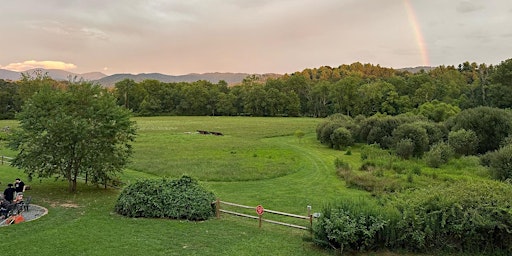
[13,192,23,204]
[3,184,15,203]
[0,198,13,219]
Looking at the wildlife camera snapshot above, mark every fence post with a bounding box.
[307,205,313,232]
[215,198,220,219]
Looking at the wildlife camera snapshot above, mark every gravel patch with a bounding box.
[1,204,48,226]
[21,204,48,222]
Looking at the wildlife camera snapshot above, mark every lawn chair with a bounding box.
[22,196,31,212]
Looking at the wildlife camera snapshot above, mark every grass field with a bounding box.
[0,117,437,256]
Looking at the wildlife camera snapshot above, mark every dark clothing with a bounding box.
[14,181,24,193]
[3,187,15,202]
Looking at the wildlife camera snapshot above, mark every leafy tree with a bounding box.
[486,144,512,181]
[446,106,512,154]
[16,70,60,102]
[395,139,414,160]
[318,121,343,148]
[424,142,454,168]
[309,81,332,117]
[114,78,147,112]
[488,58,512,108]
[357,81,395,116]
[330,127,354,150]
[392,123,429,157]
[447,129,478,156]
[9,82,136,192]
[330,76,362,116]
[417,100,460,122]
[0,79,21,119]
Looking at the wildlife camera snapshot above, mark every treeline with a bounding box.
[1,59,512,119]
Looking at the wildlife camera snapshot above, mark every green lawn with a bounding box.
[0,117,434,256]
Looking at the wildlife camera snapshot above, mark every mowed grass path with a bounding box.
[0,116,376,256]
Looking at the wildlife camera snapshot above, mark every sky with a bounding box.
[1,0,511,75]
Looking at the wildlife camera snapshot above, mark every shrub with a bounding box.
[392,180,512,254]
[424,142,454,168]
[448,129,478,156]
[312,200,397,254]
[487,144,512,181]
[334,158,351,171]
[317,121,342,147]
[392,123,429,157]
[446,106,512,154]
[395,138,414,159]
[114,176,216,220]
[330,127,354,150]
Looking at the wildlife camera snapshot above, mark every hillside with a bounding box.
[0,68,281,87]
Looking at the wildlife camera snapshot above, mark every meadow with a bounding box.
[0,116,453,256]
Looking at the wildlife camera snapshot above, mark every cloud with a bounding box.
[456,1,484,13]
[2,60,77,71]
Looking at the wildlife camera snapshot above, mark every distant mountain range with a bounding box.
[0,66,433,87]
[0,68,280,87]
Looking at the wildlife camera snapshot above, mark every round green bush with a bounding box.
[114,176,216,221]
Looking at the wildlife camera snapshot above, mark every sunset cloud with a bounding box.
[2,60,77,72]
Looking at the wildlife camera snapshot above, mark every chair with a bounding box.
[22,196,32,212]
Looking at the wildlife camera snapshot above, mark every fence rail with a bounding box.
[214,199,313,230]
[1,156,13,165]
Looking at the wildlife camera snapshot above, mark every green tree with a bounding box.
[486,144,512,181]
[424,142,454,168]
[331,76,362,116]
[446,106,512,154]
[488,58,512,108]
[417,100,460,122]
[330,127,354,150]
[392,123,429,157]
[9,82,137,192]
[447,129,478,156]
[0,79,22,119]
[114,79,147,112]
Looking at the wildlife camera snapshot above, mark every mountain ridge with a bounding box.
[1,66,432,87]
[0,68,280,87]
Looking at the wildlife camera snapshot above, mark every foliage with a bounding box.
[448,129,478,156]
[294,129,305,143]
[312,200,397,254]
[9,82,136,192]
[115,176,216,220]
[392,123,429,157]
[334,158,351,171]
[417,100,460,122]
[446,106,512,154]
[392,180,512,254]
[357,114,426,149]
[485,144,512,180]
[317,121,342,147]
[424,142,454,168]
[316,114,354,148]
[394,139,414,160]
[3,59,512,119]
[0,79,21,119]
[330,127,354,150]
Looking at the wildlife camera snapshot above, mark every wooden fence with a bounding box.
[1,156,13,165]
[214,199,313,230]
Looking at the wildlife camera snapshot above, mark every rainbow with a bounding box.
[403,0,430,66]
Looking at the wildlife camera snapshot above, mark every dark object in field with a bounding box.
[197,130,223,136]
